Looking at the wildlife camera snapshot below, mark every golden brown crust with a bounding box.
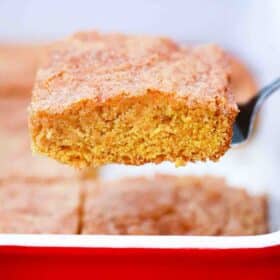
[228,53,258,104]
[82,175,268,235]
[0,44,44,98]
[0,179,81,233]
[30,31,236,113]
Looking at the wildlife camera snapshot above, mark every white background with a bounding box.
[0,0,279,83]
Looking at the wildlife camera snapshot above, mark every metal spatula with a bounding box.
[232,77,280,145]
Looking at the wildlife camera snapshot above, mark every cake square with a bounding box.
[0,179,81,233]
[82,175,268,235]
[29,32,238,167]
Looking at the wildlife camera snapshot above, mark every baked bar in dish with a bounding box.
[82,175,267,235]
[0,179,81,233]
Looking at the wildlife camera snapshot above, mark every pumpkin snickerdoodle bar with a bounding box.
[0,179,81,233]
[29,32,238,168]
[82,175,268,235]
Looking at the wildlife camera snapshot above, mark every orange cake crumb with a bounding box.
[82,175,268,235]
[29,32,238,168]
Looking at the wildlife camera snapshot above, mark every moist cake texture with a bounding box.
[0,179,81,233]
[82,175,268,235]
[29,32,238,167]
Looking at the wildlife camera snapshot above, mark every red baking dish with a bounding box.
[1,142,280,279]
[1,108,280,279]
[1,71,279,280]
[0,233,279,279]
